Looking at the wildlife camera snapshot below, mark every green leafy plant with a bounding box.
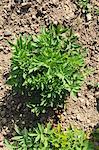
[52,124,94,150]
[96,82,99,88]
[93,128,99,141]
[93,127,99,150]
[4,124,52,150]
[5,123,94,150]
[4,125,34,150]
[76,0,89,11]
[8,25,86,115]
[94,8,99,15]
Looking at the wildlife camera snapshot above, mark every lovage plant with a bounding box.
[8,25,86,115]
[5,123,94,150]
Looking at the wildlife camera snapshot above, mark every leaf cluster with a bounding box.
[5,123,94,150]
[8,25,86,115]
[76,0,89,10]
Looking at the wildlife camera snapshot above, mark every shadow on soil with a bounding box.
[0,90,99,149]
[91,123,99,150]
[0,90,60,138]
[96,98,99,112]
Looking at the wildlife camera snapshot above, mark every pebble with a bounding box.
[4,31,11,37]
[77,93,82,97]
[10,2,15,9]
[85,100,90,107]
[36,0,42,4]
[0,47,3,52]
[87,119,91,124]
[86,13,92,21]
[86,94,94,100]
[79,97,85,104]
[0,85,3,90]
[0,36,3,41]
[2,118,7,124]
[20,114,22,117]
[3,47,10,54]
[14,0,22,3]
[21,2,31,9]
[17,9,21,14]
[0,141,3,147]
[22,121,25,125]
[32,15,36,21]
[17,103,22,110]
[53,20,58,25]
[1,111,5,117]
[76,114,84,122]
[95,92,99,99]
[52,0,58,5]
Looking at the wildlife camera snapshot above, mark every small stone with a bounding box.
[1,111,5,117]
[95,92,99,99]
[77,93,81,97]
[53,20,58,25]
[32,15,36,21]
[0,85,3,90]
[76,114,84,122]
[7,105,11,109]
[3,47,10,54]
[85,100,90,107]
[87,119,91,124]
[22,121,25,125]
[0,141,3,147]
[2,118,7,124]
[21,2,31,9]
[14,0,22,3]
[11,14,16,20]
[60,114,65,122]
[0,102,3,106]
[52,0,58,5]
[17,103,22,110]
[17,9,21,14]
[0,46,3,51]
[4,31,11,37]
[1,129,6,135]
[0,36,3,41]
[36,0,42,4]
[90,123,95,128]
[76,114,80,120]
[20,114,22,117]
[10,2,15,9]
[86,94,94,100]
[86,13,92,21]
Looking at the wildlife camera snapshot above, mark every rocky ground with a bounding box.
[0,0,99,149]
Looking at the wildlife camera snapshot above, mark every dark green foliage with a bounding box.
[93,128,99,141]
[76,0,89,10]
[8,25,86,115]
[93,127,99,150]
[5,123,94,150]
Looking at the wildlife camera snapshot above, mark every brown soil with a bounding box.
[0,0,99,149]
